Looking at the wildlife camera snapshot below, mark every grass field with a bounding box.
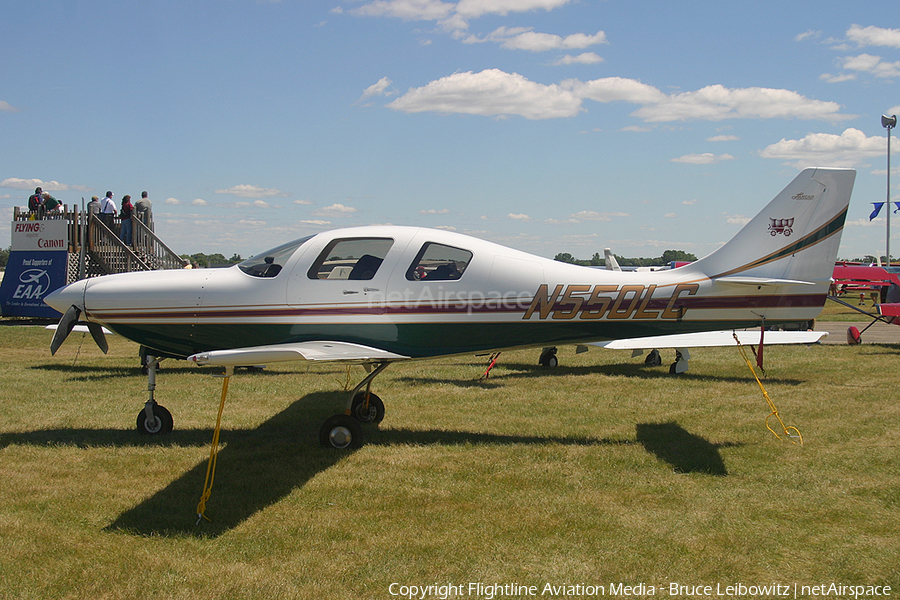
[0,320,898,599]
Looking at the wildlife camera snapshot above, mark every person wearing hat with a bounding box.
[28,187,43,217]
[41,192,61,217]
[99,190,117,230]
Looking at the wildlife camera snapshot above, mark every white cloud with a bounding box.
[507,213,530,220]
[671,153,735,165]
[389,69,583,119]
[454,0,574,19]
[293,199,313,205]
[846,24,900,49]
[631,85,845,122]
[820,72,858,83]
[837,53,900,78]
[759,127,885,167]
[215,184,288,198]
[350,0,455,21]
[563,76,666,105]
[0,101,19,113]
[165,197,181,205]
[466,26,606,51]
[192,198,208,206]
[554,52,603,65]
[314,203,357,216]
[794,30,820,43]
[358,77,394,104]
[253,200,271,208]
[0,178,71,192]
[350,0,577,35]
[389,70,848,124]
[568,210,628,222]
[300,219,331,225]
[419,208,450,214]
[707,135,739,142]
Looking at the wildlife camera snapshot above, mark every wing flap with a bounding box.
[188,341,410,366]
[592,329,827,350]
[715,276,815,287]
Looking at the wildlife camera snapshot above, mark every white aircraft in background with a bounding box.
[45,168,855,449]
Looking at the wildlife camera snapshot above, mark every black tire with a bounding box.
[136,404,173,435]
[351,392,385,424]
[320,414,364,449]
[539,348,558,368]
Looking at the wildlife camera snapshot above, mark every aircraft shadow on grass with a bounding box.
[0,392,737,538]
[399,361,807,387]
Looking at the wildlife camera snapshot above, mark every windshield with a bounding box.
[239,235,314,278]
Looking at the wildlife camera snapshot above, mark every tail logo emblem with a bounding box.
[768,217,794,236]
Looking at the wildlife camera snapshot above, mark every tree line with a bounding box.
[553,249,698,267]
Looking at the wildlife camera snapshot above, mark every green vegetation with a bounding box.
[554,250,698,267]
[0,324,897,599]
[180,253,243,268]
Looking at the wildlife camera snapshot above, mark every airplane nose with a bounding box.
[44,279,87,313]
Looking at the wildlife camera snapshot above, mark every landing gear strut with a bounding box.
[319,362,391,449]
[136,355,173,435]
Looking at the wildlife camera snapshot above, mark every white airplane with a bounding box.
[44,168,855,449]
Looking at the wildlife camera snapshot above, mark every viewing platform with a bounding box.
[1,204,188,318]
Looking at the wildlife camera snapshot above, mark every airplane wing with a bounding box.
[591,329,827,350]
[46,324,115,335]
[187,341,410,367]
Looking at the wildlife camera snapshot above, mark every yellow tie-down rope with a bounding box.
[197,367,232,524]
[733,333,803,445]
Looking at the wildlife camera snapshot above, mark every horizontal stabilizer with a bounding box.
[188,341,410,367]
[592,329,826,350]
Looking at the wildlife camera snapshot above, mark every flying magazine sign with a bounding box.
[12,220,68,251]
[0,251,68,317]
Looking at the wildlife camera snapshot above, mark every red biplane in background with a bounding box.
[829,262,900,343]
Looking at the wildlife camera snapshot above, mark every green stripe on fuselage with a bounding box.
[109,319,794,360]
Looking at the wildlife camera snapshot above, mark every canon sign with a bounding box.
[11,219,68,252]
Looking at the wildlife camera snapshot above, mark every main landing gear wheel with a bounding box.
[351,392,385,424]
[320,414,364,449]
[539,347,558,368]
[136,403,173,435]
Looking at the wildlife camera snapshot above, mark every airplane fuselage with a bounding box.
[47,224,832,360]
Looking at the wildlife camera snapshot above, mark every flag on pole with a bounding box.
[868,202,900,220]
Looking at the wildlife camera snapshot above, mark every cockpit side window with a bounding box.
[308,238,394,280]
[239,235,314,278]
[406,242,473,281]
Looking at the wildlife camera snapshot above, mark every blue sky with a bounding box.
[2,0,899,262]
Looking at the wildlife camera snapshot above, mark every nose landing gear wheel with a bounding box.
[136,403,173,435]
[320,414,364,449]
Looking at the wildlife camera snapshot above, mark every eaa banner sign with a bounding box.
[0,251,68,318]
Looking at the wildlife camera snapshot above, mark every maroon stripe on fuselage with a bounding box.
[87,293,824,322]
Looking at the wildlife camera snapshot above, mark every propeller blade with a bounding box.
[87,322,109,354]
[50,305,81,355]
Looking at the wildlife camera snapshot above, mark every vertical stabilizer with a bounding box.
[690,168,855,285]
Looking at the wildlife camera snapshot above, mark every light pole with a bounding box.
[884,114,896,267]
